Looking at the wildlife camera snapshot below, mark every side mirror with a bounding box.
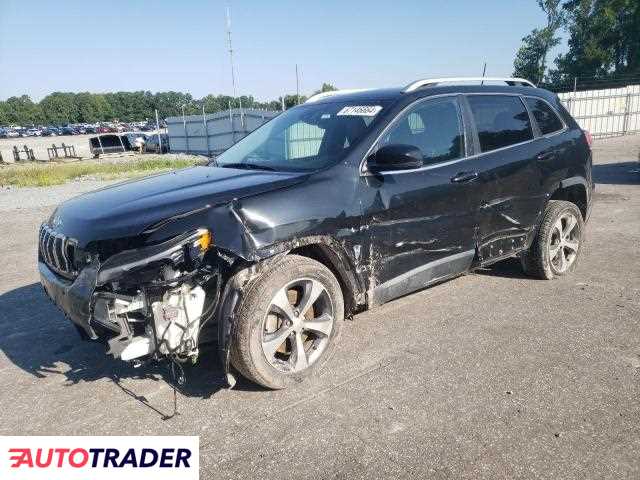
[367,144,423,172]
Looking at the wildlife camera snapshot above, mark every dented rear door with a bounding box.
[464,94,545,261]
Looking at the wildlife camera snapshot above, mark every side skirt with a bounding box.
[370,249,475,306]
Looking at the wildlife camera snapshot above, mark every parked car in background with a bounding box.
[5,129,20,138]
[19,128,37,137]
[41,127,59,136]
[0,127,7,138]
[60,126,77,136]
[144,133,169,153]
[124,132,147,151]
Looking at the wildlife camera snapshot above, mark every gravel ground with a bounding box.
[0,180,121,211]
[0,135,638,479]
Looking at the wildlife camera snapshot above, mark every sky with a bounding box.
[0,0,564,102]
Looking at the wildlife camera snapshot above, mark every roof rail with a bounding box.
[403,77,536,92]
[305,88,373,103]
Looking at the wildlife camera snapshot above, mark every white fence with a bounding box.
[558,84,640,139]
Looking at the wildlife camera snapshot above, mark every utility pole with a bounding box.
[226,3,243,125]
[481,62,487,85]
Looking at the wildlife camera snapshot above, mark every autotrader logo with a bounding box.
[1,436,199,480]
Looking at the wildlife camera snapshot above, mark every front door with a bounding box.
[359,96,482,305]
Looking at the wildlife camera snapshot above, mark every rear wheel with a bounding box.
[230,255,343,389]
[521,200,584,279]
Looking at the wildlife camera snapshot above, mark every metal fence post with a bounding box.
[622,88,632,135]
[155,109,162,153]
[202,104,210,157]
[229,101,235,145]
[182,105,189,154]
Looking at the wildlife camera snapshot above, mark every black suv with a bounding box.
[38,78,593,389]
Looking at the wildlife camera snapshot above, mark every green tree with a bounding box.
[513,0,565,83]
[153,91,197,118]
[0,101,11,125]
[0,82,338,125]
[3,95,43,125]
[40,92,78,125]
[75,92,112,123]
[316,83,338,94]
[550,0,640,82]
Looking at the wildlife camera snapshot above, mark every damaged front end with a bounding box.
[39,227,223,368]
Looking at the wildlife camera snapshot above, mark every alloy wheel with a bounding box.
[261,278,334,373]
[548,212,580,273]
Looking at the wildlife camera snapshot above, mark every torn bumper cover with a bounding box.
[39,260,99,340]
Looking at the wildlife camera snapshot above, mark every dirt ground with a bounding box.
[0,135,638,479]
[0,133,97,162]
[0,131,165,163]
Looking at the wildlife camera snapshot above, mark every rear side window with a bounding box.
[380,97,464,165]
[467,95,533,152]
[525,97,564,135]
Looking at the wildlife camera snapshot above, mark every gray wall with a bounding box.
[166,108,278,156]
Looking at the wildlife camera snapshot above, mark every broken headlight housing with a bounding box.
[184,228,212,266]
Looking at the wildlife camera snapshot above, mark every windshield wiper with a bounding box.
[220,162,276,171]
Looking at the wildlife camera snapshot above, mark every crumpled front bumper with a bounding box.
[39,260,99,339]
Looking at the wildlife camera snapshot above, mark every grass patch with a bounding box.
[0,155,204,187]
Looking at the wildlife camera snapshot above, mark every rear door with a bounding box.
[359,95,481,304]
[464,94,546,262]
[523,96,575,194]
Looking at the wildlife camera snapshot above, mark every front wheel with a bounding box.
[521,200,585,279]
[230,255,344,389]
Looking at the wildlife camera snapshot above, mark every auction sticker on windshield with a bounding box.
[1,436,199,480]
[337,105,383,116]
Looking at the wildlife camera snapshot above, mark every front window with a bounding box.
[378,97,465,165]
[215,100,389,172]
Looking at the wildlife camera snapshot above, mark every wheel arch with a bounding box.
[288,241,364,316]
[549,177,589,220]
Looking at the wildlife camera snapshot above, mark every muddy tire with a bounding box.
[521,200,584,279]
[230,255,344,389]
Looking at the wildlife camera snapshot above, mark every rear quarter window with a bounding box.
[525,97,565,135]
[467,95,533,152]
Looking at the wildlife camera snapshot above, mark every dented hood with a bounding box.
[50,165,308,246]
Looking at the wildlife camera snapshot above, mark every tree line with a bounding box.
[514,0,640,88]
[0,83,338,127]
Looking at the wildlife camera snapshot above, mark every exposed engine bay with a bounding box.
[93,282,207,363]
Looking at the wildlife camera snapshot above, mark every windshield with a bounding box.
[215,100,389,172]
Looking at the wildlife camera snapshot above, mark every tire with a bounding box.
[230,254,344,389]
[521,200,585,279]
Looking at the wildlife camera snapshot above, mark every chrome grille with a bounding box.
[39,224,78,278]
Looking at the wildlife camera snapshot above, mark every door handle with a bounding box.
[451,171,479,183]
[537,151,556,162]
